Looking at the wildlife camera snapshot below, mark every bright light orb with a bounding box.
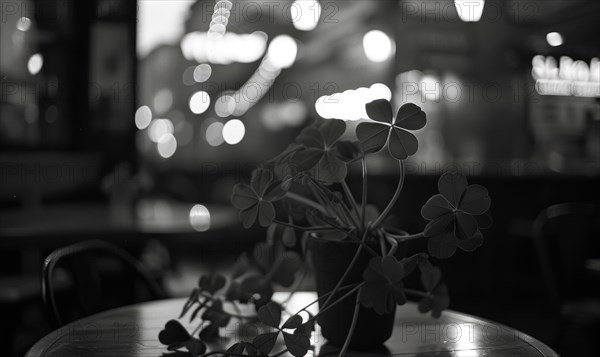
[362,30,393,63]
[16,17,32,31]
[215,95,236,117]
[189,91,211,114]
[546,32,563,47]
[135,105,152,130]
[222,119,245,145]
[205,122,225,146]
[148,119,174,142]
[189,204,211,232]
[157,133,177,158]
[27,54,43,75]
[454,0,485,22]
[291,0,321,31]
[193,64,212,83]
[267,35,298,69]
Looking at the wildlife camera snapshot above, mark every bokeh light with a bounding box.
[362,30,393,63]
[148,119,174,142]
[193,64,212,83]
[266,35,298,69]
[222,119,245,145]
[215,95,236,117]
[135,105,153,130]
[189,91,211,114]
[205,121,225,147]
[157,133,177,158]
[16,17,32,31]
[27,54,43,75]
[291,0,321,31]
[546,32,563,47]
[189,204,211,232]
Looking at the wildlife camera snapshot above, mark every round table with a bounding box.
[26,292,558,357]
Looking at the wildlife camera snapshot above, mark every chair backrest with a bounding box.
[42,240,167,327]
[532,202,596,311]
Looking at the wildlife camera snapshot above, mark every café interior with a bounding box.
[1,0,599,356]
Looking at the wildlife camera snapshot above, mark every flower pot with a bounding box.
[308,235,401,350]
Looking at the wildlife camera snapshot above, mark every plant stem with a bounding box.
[307,283,365,322]
[338,288,362,357]
[341,181,362,227]
[404,288,430,298]
[372,160,405,229]
[285,191,328,214]
[272,219,331,231]
[385,235,398,256]
[313,215,378,256]
[388,232,425,242]
[379,234,387,256]
[320,226,370,312]
[361,158,368,231]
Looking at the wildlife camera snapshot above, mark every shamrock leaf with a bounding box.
[198,273,226,295]
[282,315,303,329]
[418,283,450,318]
[231,168,287,228]
[283,332,311,357]
[159,320,207,356]
[421,172,491,258]
[257,301,282,328]
[253,332,278,355]
[159,320,190,348]
[359,256,407,314]
[225,342,261,356]
[335,140,363,162]
[253,302,311,356]
[201,300,230,327]
[356,100,426,160]
[179,288,200,318]
[291,119,348,183]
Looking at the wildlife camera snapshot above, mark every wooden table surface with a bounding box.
[26,292,558,357]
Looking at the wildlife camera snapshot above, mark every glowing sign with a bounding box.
[532,56,600,98]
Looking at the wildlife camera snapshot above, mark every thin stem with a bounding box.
[313,215,378,256]
[338,288,362,357]
[372,160,405,229]
[308,283,365,322]
[341,181,362,226]
[379,234,387,256]
[361,158,368,231]
[387,232,425,242]
[272,219,331,231]
[285,191,328,214]
[404,288,430,298]
[385,235,398,256]
[320,226,370,312]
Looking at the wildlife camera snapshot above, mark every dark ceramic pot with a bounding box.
[308,235,402,350]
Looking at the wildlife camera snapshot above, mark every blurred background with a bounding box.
[1,0,599,356]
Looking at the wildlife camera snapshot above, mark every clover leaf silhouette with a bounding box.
[359,256,408,315]
[252,302,311,357]
[356,99,426,160]
[231,168,287,228]
[159,320,206,356]
[291,119,348,183]
[421,172,491,259]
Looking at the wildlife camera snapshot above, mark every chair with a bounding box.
[42,240,167,327]
[532,202,600,353]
